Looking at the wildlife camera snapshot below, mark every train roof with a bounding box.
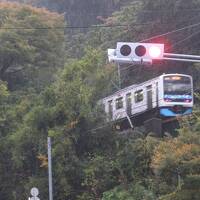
[101,73,192,101]
[101,76,158,101]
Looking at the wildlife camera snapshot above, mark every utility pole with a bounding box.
[117,64,121,89]
[48,137,53,200]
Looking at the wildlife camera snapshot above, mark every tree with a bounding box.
[3,48,116,200]
[151,119,200,200]
[1,1,200,199]
[0,2,64,89]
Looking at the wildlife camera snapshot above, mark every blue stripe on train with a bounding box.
[160,108,192,117]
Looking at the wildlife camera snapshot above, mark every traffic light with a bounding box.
[108,42,164,64]
[117,42,164,60]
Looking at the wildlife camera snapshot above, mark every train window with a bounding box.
[116,97,123,109]
[163,75,192,102]
[134,90,143,103]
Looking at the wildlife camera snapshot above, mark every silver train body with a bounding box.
[100,74,193,121]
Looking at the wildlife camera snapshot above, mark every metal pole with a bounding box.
[178,173,181,190]
[48,137,53,200]
[125,112,134,129]
[117,64,121,89]
[164,52,200,59]
[163,57,200,63]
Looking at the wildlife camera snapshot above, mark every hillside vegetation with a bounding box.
[0,0,200,200]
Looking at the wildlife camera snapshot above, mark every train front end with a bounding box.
[159,74,193,117]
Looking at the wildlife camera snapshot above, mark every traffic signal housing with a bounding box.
[108,42,164,64]
[117,42,164,61]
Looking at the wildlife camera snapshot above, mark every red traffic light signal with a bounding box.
[149,46,163,58]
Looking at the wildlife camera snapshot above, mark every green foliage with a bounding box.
[0,0,200,200]
[0,47,116,199]
[102,183,156,200]
[0,81,9,102]
[0,2,64,89]
[80,155,117,199]
[151,119,200,199]
[54,48,115,121]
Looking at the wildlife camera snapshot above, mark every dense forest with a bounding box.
[0,0,200,200]
[1,0,127,26]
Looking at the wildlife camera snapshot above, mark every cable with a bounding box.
[165,28,200,51]
[0,22,155,30]
[0,25,126,30]
[139,21,200,43]
[64,9,200,16]
[85,123,111,134]
[118,63,140,72]
[140,8,200,12]
[0,16,199,30]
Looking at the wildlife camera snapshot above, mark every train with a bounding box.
[99,74,193,133]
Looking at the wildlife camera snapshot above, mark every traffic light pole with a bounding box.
[108,50,200,64]
[163,53,200,63]
[117,64,121,88]
[108,42,200,64]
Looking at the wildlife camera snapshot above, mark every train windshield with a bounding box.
[163,75,192,102]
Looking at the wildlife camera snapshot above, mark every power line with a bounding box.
[0,25,126,30]
[139,21,200,42]
[0,22,156,30]
[0,17,199,30]
[64,9,200,17]
[140,8,200,13]
[165,28,200,51]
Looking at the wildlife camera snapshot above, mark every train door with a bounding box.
[108,100,113,119]
[146,85,153,110]
[126,93,132,116]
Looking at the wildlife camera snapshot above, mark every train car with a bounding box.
[99,74,193,124]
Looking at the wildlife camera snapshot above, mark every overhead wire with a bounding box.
[139,21,200,42]
[140,8,200,12]
[64,8,200,16]
[0,21,156,30]
[165,28,200,51]
[0,16,199,30]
